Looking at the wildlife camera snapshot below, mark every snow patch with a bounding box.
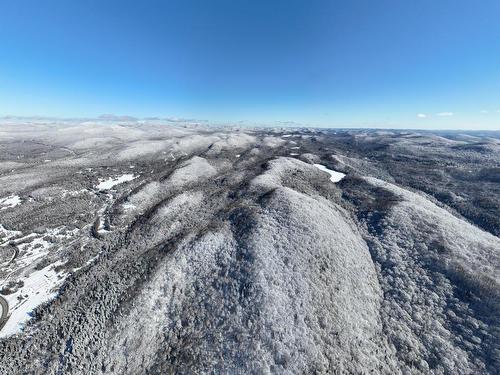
[2,227,79,267]
[0,195,22,210]
[0,226,79,337]
[96,174,137,190]
[122,202,137,211]
[0,261,67,338]
[16,238,52,266]
[62,189,89,198]
[97,216,110,234]
[0,225,22,245]
[313,164,346,183]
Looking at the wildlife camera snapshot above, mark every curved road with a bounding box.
[0,244,18,268]
[0,295,8,331]
[7,246,18,265]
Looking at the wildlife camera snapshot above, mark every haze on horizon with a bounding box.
[1,0,499,130]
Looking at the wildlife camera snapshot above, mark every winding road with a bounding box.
[0,295,8,331]
[7,245,18,266]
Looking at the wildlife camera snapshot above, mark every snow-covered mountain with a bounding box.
[0,122,498,374]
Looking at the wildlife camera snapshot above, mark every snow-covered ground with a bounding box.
[0,261,67,338]
[96,174,137,190]
[313,164,346,182]
[61,189,89,198]
[122,202,137,211]
[0,195,22,210]
[0,226,80,337]
[96,216,109,234]
[0,225,22,245]
[0,123,498,373]
[15,237,52,266]
[1,227,78,265]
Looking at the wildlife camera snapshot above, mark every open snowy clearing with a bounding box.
[0,225,22,245]
[0,225,81,338]
[0,195,22,210]
[96,174,137,190]
[0,261,67,338]
[313,163,346,182]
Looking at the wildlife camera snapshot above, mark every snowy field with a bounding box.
[96,174,137,190]
[0,261,67,338]
[313,163,346,182]
[0,195,22,210]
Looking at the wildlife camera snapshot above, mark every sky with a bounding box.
[0,0,499,129]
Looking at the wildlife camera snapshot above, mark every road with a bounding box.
[7,245,18,265]
[0,295,8,331]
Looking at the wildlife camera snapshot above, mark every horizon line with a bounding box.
[0,114,499,132]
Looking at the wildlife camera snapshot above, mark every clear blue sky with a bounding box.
[1,0,499,129]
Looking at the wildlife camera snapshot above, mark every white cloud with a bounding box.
[417,113,427,118]
[437,112,454,117]
[480,110,489,114]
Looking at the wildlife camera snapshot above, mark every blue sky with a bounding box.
[1,0,499,129]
